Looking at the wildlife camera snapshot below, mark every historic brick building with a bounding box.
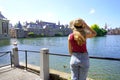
[10,20,72,38]
[0,12,10,39]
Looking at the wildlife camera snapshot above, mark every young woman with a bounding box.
[68,18,96,80]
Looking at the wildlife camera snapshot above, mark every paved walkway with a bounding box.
[0,65,93,80]
[0,66,40,80]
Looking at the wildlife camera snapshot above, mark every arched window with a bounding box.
[2,22,8,34]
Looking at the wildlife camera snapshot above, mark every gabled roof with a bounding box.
[0,12,6,19]
[17,21,22,29]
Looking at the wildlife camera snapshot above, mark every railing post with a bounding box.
[12,41,19,67]
[9,51,13,67]
[40,48,49,80]
[25,50,28,70]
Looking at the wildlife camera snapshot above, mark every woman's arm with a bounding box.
[83,22,97,38]
[68,35,72,55]
[86,26,97,38]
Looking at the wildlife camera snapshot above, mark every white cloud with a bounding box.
[89,8,95,14]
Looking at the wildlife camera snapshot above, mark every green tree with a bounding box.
[91,24,107,36]
[28,32,36,37]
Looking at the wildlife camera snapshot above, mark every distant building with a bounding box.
[9,20,72,38]
[0,12,10,39]
[9,21,26,38]
[17,21,22,29]
[27,20,70,36]
[103,23,120,35]
[107,28,120,35]
[9,28,26,38]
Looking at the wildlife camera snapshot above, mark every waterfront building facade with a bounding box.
[0,12,10,39]
[10,20,72,38]
[107,28,120,35]
[104,23,120,35]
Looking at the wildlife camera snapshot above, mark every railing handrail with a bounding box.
[0,51,11,57]
[2,48,119,80]
[17,49,120,61]
[0,51,12,67]
[89,56,120,61]
[49,52,120,61]
[0,51,11,53]
[18,50,39,53]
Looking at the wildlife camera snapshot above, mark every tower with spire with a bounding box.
[58,21,60,25]
[104,23,108,30]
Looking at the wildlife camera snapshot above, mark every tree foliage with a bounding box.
[91,24,107,36]
[28,32,36,37]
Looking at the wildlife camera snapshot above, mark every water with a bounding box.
[0,35,120,80]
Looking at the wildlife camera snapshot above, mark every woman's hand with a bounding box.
[82,21,97,38]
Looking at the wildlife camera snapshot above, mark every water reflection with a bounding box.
[1,35,120,58]
[0,39,10,46]
[0,36,120,80]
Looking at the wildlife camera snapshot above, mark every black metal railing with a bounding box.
[13,49,120,80]
[49,52,120,61]
[48,52,120,80]
[18,50,40,70]
[0,51,12,68]
[17,50,120,70]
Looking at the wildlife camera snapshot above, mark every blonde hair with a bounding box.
[73,30,86,46]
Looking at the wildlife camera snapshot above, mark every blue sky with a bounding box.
[0,0,120,28]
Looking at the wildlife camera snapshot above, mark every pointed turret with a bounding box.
[0,11,6,19]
